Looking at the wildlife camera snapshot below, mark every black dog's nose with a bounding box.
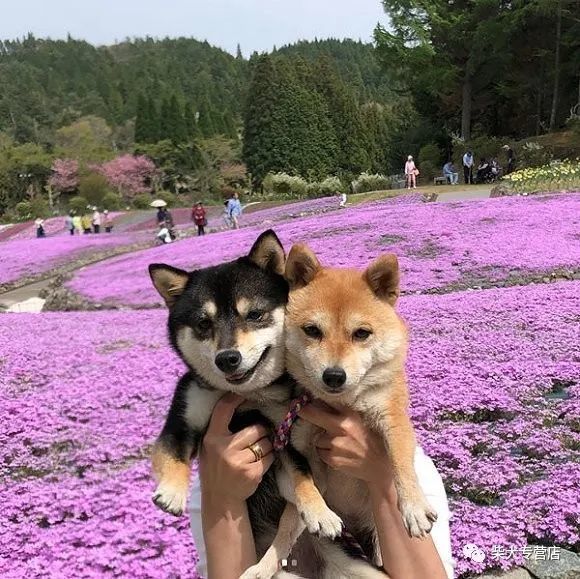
[215,350,242,373]
[322,367,347,390]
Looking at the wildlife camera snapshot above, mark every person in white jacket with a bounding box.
[405,155,418,189]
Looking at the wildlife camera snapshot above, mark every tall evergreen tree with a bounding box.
[134,94,149,143]
[312,58,370,175]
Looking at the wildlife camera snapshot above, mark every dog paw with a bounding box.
[239,563,276,579]
[399,498,438,538]
[299,505,343,539]
[152,482,188,516]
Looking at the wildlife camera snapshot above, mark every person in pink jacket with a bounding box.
[405,155,418,189]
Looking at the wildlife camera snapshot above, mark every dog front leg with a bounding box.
[152,378,203,516]
[277,451,342,539]
[379,409,437,537]
[240,502,305,579]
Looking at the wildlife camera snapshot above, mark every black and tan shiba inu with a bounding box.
[148,230,291,517]
[243,244,437,578]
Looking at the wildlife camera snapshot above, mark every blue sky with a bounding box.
[1,0,388,55]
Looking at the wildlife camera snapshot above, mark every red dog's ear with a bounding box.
[285,243,321,289]
[364,254,400,305]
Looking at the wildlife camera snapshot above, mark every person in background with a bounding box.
[157,207,166,224]
[65,211,75,235]
[503,145,516,174]
[462,151,474,184]
[443,161,459,185]
[73,213,83,235]
[222,200,232,229]
[103,210,113,233]
[35,218,45,238]
[404,155,418,189]
[156,222,173,244]
[338,191,347,208]
[92,206,101,234]
[81,212,92,234]
[228,191,242,229]
[192,202,207,236]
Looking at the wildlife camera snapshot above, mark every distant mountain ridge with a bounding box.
[0,35,392,143]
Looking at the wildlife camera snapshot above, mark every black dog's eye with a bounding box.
[197,318,212,332]
[246,310,264,322]
[353,328,372,341]
[303,325,323,339]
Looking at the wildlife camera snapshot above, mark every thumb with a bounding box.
[207,393,244,435]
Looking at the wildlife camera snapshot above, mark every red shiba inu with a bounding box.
[243,244,437,578]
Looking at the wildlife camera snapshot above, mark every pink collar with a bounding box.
[273,392,312,451]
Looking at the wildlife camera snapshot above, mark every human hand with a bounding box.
[199,393,275,508]
[299,401,396,495]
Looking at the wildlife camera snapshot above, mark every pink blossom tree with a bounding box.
[48,158,79,193]
[99,155,157,199]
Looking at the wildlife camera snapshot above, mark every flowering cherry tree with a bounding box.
[48,159,79,193]
[99,154,157,199]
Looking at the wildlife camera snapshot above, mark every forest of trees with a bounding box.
[376,0,580,142]
[0,0,578,216]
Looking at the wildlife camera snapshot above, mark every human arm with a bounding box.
[299,402,451,579]
[199,394,275,579]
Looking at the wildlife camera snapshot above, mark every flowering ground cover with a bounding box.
[1,279,578,577]
[0,232,147,287]
[68,192,580,307]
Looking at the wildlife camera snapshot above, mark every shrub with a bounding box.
[15,201,32,220]
[503,160,580,193]
[352,172,391,193]
[318,176,345,196]
[132,194,152,209]
[30,196,50,219]
[262,173,308,199]
[155,190,177,207]
[79,173,109,206]
[517,141,554,168]
[102,191,122,210]
[418,143,442,179]
[69,196,89,214]
[306,181,322,199]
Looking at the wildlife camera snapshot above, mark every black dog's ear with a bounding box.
[149,264,189,308]
[248,229,286,275]
[364,254,400,306]
[285,243,321,289]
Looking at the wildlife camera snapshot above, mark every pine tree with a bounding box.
[312,58,370,175]
[147,97,160,143]
[183,102,199,140]
[243,55,288,184]
[134,94,149,143]
[198,98,216,137]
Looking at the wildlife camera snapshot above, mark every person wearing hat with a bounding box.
[503,145,515,174]
[65,211,75,235]
[73,213,82,234]
[81,212,92,234]
[92,206,101,233]
[35,218,45,238]
[191,202,207,236]
[103,210,113,233]
[462,151,474,184]
[404,155,418,189]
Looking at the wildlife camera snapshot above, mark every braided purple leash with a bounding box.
[273,392,312,451]
[272,392,370,562]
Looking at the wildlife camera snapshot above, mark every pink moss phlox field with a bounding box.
[1,280,579,577]
[68,193,580,307]
[0,231,145,285]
